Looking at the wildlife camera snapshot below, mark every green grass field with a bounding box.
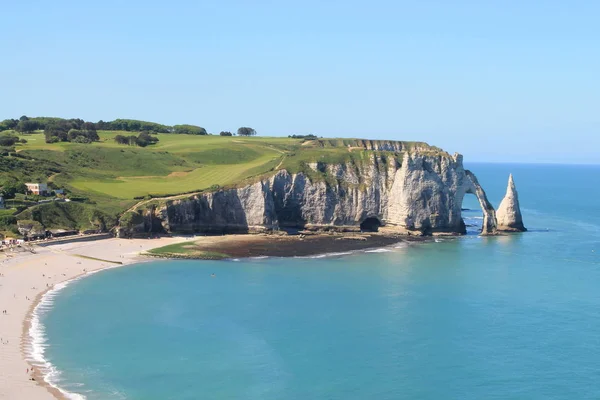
[12,132,298,199]
[146,241,229,260]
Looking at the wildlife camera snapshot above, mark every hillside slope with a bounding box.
[0,131,442,236]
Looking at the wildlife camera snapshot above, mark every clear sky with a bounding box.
[2,1,598,164]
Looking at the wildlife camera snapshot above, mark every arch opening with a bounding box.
[460,192,482,235]
[360,217,381,232]
[459,170,497,236]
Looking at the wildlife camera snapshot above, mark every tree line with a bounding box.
[0,116,258,137]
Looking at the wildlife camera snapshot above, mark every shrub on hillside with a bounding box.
[289,134,318,140]
[45,120,99,144]
[114,132,159,147]
[219,131,233,136]
[0,215,17,228]
[0,179,27,199]
[0,135,19,147]
[18,201,114,231]
[119,211,145,228]
[67,129,100,143]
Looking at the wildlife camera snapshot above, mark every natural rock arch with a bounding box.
[462,170,497,235]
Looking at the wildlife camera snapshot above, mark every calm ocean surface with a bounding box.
[40,163,600,399]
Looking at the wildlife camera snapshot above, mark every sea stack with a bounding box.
[496,174,526,232]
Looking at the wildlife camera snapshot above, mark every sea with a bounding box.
[32,163,600,400]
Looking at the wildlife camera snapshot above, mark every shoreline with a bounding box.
[0,237,190,400]
[24,284,69,400]
[1,233,430,399]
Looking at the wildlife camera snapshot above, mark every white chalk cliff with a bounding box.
[118,143,504,237]
[496,174,526,232]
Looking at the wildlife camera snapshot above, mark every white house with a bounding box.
[25,183,49,195]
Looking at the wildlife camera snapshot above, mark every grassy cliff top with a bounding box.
[0,130,448,232]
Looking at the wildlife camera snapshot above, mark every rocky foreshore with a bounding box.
[144,232,430,260]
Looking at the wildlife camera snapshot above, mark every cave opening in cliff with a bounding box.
[360,217,381,232]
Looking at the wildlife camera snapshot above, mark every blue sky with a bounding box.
[2,0,598,163]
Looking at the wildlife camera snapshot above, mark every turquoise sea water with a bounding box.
[39,163,600,399]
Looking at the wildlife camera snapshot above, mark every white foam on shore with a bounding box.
[28,278,87,400]
[27,264,127,400]
[298,251,355,259]
[365,248,392,253]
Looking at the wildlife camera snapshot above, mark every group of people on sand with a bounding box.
[1,239,23,247]
[27,367,36,381]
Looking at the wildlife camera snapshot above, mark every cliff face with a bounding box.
[496,174,526,232]
[118,150,498,237]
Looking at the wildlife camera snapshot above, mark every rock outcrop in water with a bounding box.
[496,174,526,232]
[117,143,501,237]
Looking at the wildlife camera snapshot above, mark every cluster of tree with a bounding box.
[0,116,88,134]
[96,119,171,133]
[44,120,99,144]
[0,119,18,131]
[0,117,41,133]
[114,132,159,147]
[0,177,27,199]
[237,127,257,136]
[288,134,318,140]
[0,135,27,147]
[173,124,208,135]
[0,116,173,134]
[0,116,258,138]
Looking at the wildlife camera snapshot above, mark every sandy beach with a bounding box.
[0,236,189,400]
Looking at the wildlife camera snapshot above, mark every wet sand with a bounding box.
[184,232,424,258]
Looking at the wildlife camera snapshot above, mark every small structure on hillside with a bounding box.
[48,229,79,238]
[25,183,49,195]
[0,196,5,209]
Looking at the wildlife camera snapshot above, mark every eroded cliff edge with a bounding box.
[117,143,499,237]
